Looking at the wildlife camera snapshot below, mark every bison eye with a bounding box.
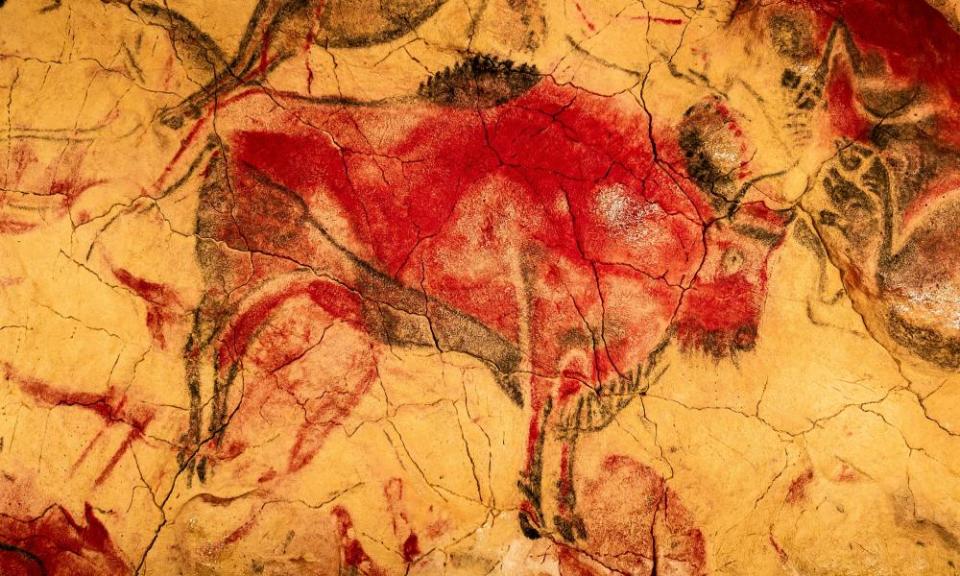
[819,210,839,226]
[721,248,745,275]
[838,149,864,171]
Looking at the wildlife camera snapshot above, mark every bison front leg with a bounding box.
[517,378,592,543]
[519,354,657,542]
[552,425,587,542]
[517,375,554,539]
[516,370,600,542]
[179,292,232,484]
[179,308,205,482]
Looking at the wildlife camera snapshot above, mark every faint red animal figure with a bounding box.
[0,141,99,235]
[153,56,790,541]
[0,502,129,576]
[557,455,707,576]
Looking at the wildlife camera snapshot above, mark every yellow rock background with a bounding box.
[2,0,960,574]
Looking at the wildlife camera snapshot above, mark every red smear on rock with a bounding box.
[824,60,872,142]
[785,468,815,504]
[112,267,182,348]
[0,503,128,576]
[769,533,788,562]
[559,455,707,576]
[402,533,420,563]
[0,219,39,234]
[836,463,859,483]
[2,362,154,486]
[331,506,385,576]
[384,478,421,563]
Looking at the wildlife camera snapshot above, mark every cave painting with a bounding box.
[3,0,960,574]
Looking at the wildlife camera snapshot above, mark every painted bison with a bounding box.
[157,55,791,543]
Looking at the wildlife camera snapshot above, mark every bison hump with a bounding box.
[417,54,540,108]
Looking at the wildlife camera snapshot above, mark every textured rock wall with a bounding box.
[2,1,960,574]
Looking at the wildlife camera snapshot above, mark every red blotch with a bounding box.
[331,506,385,576]
[559,455,707,576]
[825,62,871,141]
[2,362,154,485]
[402,533,420,563]
[785,468,815,504]
[112,267,181,349]
[0,503,128,576]
[769,533,788,562]
[836,463,859,483]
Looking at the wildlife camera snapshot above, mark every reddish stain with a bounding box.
[384,478,421,563]
[5,141,37,187]
[402,533,420,563]
[769,533,788,562]
[824,60,871,141]
[785,468,815,504]
[0,219,38,234]
[0,503,128,576]
[558,455,707,575]
[633,15,685,25]
[424,518,450,539]
[222,516,257,546]
[2,362,154,485]
[49,177,103,204]
[331,506,385,576]
[575,2,597,31]
[112,267,181,348]
[257,468,278,483]
[836,463,859,482]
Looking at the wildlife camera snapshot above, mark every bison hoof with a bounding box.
[553,513,587,542]
[519,508,543,540]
